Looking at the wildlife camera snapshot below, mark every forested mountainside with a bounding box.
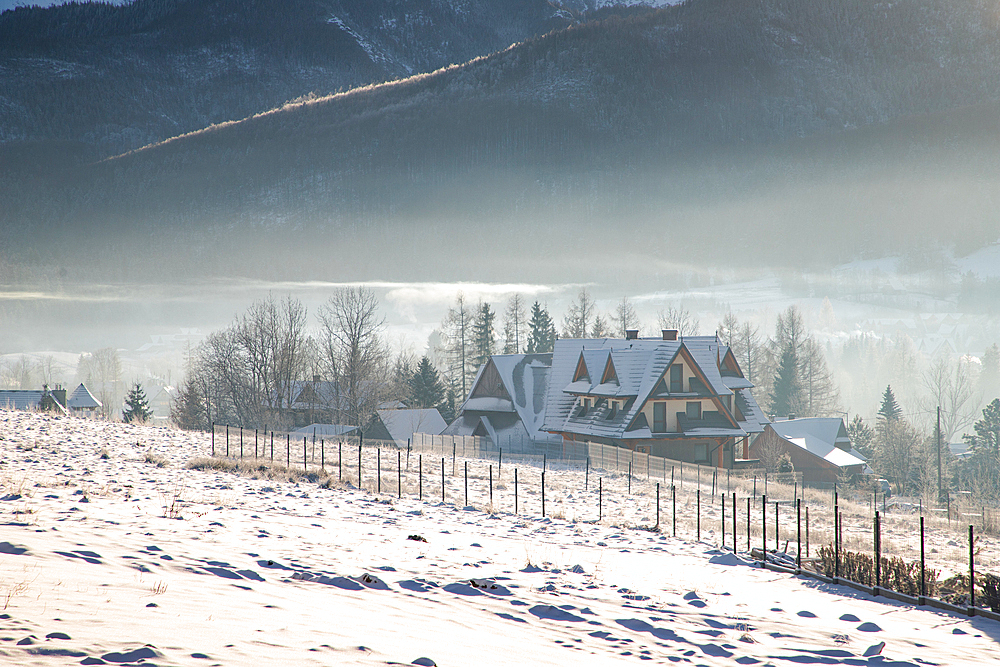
[3,0,1000,282]
[0,0,584,158]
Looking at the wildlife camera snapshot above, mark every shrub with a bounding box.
[817,545,938,597]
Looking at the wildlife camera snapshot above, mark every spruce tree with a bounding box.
[769,347,801,418]
[848,414,875,458]
[408,357,446,410]
[526,301,556,353]
[878,385,902,421]
[122,381,153,423]
[472,302,496,370]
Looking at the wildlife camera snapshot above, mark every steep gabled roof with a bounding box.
[543,334,768,442]
[373,408,447,446]
[68,383,102,409]
[448,353,558,444]
[770,418,855,454]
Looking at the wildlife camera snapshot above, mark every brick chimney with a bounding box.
[625,329,639,340]
[662,329,678,341]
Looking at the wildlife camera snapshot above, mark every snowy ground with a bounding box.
[1,412,998,666]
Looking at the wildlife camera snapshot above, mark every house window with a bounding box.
[695,443,708,462]
[653,402,666,432]
[608,401,618,419]
[669,364,683,393]
[686,402,702,420]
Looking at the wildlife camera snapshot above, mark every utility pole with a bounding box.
[936,405,943,504]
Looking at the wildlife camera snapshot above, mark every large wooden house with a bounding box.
[541,330,767,468]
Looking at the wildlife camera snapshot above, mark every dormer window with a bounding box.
[669,364,683,393]
[608,401,618,419]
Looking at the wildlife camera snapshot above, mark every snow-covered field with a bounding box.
[1,412,997,666]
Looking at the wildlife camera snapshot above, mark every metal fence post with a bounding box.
[303,437,307,471]
[672,485,676,537]
[761,494,767,568]
[656,482,660,530]
[920,515,926,602]
[286,434,290,468]
[874,510,881,593]
[796,498,801,571]
[697,489,701,541]
[732,492,737,551]
[542,471,546,517]
[226,424,229,457]
[746,496,750,552]
[441,458,445,503]
[377,448,382,493]
[464,461,468,507]
[489,464,493,506]
[721,492,725,548]
[398,450,402,499]
[970,524,976,613]
[775,500,779,552]
[598,477,602,522]
[240,427,243,459]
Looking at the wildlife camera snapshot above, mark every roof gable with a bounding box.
[470,359,512,402]
[601,355,619,385]
[572,353,590,383]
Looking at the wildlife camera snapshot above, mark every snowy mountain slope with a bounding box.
[0,0,579,157]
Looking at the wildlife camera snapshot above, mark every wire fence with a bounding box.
[205,424,1000,614]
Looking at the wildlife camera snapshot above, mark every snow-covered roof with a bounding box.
[375,408,447,446]
[785,437,866,468]
[67,383,102,410]
[445,353,560,445]
[770,418,855,455]
[542,335,766,442]
[291,423,357,437]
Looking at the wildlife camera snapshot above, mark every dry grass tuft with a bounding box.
[144,450,170,467]
[186,456,331,485]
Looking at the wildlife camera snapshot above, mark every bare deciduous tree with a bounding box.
[235,294,309,417]
[657,304,699,336]
[442,292,475,398]
[317,287,390,428]
[614,296,639,337]
[921,354,980,444]
[502,293,527,354]
[562,288,596,338]
[78,347,122,419]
